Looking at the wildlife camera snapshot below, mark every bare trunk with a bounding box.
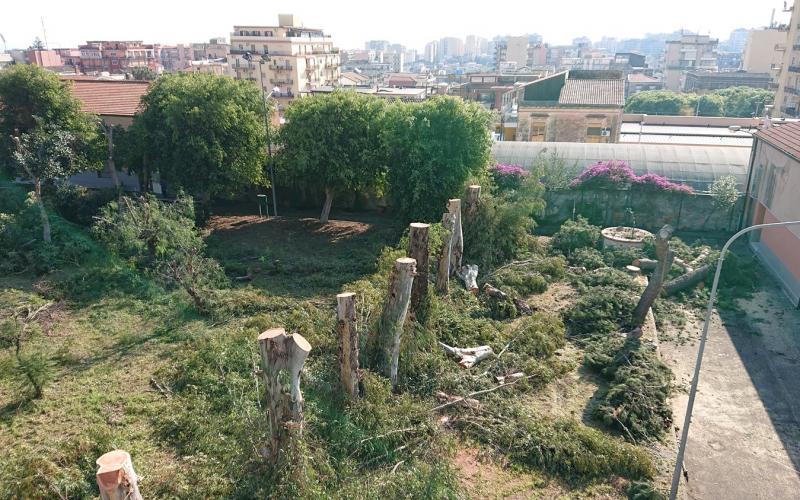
[34,181,51,244]
[377,257,416,391]
[662,264,712,296]
[447,199,463,274]
[436,213,455,293]
[96,450,143,500]
[320,187,333,224]
[439,342,494,368]
[465,185,481,214]
[456,264,479,294]
[632,225,674,326]
[105,125,122,195]
[258,328,312,464]
[408,223,430,314]
[337,292,362,398]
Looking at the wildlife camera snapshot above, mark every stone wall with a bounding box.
[542,188,743,232]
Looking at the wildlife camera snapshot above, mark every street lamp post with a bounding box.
[668,220,800,500]
[244,52,281,217]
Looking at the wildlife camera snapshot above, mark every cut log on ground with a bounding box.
[662,264,712,296]
[258,328,312,464]
[633,258,659,271]
[96,450,143,500]
[435,391,480,409]
[456,264,479,294]
[439,342,494,368]
[513,298,532,315]
[447,199,463,274]
[378,257,416,390]
[632,225,674,327]
[436,213,455,293]
[408,223,430,314]
[337,292,362,398]
[482,283,509,300]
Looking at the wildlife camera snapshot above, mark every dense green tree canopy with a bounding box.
[625,87,774,117]
[130,66,158,81]
[383,96,492,222]
[133,73,267,200]
[279,91,387,222]
[0,65,99,170]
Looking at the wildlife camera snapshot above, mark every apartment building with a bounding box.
[229,14,340,105]
[742,28,788,86]
[160,44,193,71]
[439,37,465,60]
[78,41,159,74]
[775,3,800,117]
[192,38,230,61]
[663,34,718,91]
[495,36,528,70]
[683,70,771,92]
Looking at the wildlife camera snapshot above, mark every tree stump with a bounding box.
[96,450,143,500]
[408,223,430,314]
[632,225,674,326]
[436,213,455,293]
[465,185,481,214]
[258,328,312,464]
[378,257,416,390]
[337,292,362,398]
[447,199,463,274]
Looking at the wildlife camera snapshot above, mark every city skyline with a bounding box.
[1,0,791,53]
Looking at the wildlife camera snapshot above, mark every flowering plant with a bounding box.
[569,160,693,194]
[491,163,531,191]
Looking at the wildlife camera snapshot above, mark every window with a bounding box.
[529,122,546,141]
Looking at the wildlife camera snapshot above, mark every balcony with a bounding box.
[270,78,293,85]
[789,65,800,73]
[785,86,800,96]
[272,64,293,71]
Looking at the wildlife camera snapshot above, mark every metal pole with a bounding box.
[258,59,279,217]
[669,220,800,500]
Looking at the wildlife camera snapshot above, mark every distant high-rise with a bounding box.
[424,40,439,64]
[439,37,465,60]
[722,28,751,53]
[365,40,391,51]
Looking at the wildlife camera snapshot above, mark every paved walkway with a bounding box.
[662,282,800,499]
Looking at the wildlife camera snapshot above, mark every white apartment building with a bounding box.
[229,14,340,110]
[742,28,788,86]
[663,34,718,91]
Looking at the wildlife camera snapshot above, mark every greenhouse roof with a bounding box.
[491,141,751,192]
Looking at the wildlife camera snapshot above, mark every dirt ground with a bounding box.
[659,282,800,499]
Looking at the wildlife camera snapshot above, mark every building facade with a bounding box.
[775,3,800,117]
[683,70,772,92]
[229,14,340,108]
[663,34,719,91]
[742,28,788,87]
[78,41,159,74]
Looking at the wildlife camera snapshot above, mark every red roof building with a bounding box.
[65,79,150,126]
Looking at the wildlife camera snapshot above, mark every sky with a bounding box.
[0,0,792,53]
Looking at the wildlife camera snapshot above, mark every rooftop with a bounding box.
[65,79,150,117]
[558,79,625,106]
[754,122,800,161]
[627,73,661,83]
[520,70,624,108]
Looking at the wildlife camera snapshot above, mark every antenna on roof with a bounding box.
[0,33,6,51]
[40,17,49,49]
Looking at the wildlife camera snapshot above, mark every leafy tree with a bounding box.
[11,126,82,243]
[0,64,100,170]
[384,96,492,222]
[695,94,725,117]
[624,90,688,115]
[132,73,267,201]
[279,91,387,223]
[29,38,45,50]
[709,175,740,210]
[714,86,774,117]
[130,66,158,81]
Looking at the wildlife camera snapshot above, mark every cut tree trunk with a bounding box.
[632,225,674,326]
[465,185,481,214]
[96,450,143,500]
[439,342,494,368]
[34,181,51,244]
[258,328,312,464]
[447,199,463,274]
[662,264,712,296]
[482,283,509,300]
[378,257,416,391]
[337,292,362,398]
[320,187,333,224]
[456,264,479,294]
[436,213,455,294]
[408,223,430,314]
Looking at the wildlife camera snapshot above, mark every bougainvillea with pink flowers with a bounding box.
[491,163,531,191]
[569,160,693,194]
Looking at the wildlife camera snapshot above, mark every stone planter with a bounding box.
[601,226,653,250]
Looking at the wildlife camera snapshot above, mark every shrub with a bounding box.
[563,286,637,336]
[490,163,530,192]
[603,245,646,268]
[574,268,637,292]
[709,175,740,210]
[47,183,117,226]
[570,160,693,194]
[551,216,601,255]
[570,247,605,270]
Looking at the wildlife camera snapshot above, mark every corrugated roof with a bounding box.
[492,141,750,192]
[558,79,624,107]
[754,122,800,161]
[66,79,150,117]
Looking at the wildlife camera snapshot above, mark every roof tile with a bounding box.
[558,79,624,107]
[65,79,150,117]
[755,122,800,160]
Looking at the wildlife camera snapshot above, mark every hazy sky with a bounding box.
[1,0,792,52]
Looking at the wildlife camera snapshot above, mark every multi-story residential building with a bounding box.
[504,36,528,68]
[717,51,743,71]
[78,41,159,74]
[722,28,751,53]
[439,37,464,60]
[526,43,547,67]
[626,73,663,98]
[159,44,193,71]
[683,70,772,92]
[26,49,63,68]
[192,38,230,61]
[54,48,82,68]
[663,34,719,91]
[424,40,439,64]
[229,14,340,108]
[515,70,624,143]
[365,40,391,51]
[774,3,800,117]
[743,28,789,86]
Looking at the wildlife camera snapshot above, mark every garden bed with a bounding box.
[601,226,654,249]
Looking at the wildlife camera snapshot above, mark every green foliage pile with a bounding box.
[625,87,774,118]
[462,176,545,270]
[46,183,117,226]
[385,96,492,222]
[551,216,601,255]
[489,256,566,297]
[563,286,638,336]
[584,336,673,442]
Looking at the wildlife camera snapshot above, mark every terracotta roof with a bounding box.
[558,79,624,107]
[341,71,369,83]
[65,79,150,117]
[755,122,800,161]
